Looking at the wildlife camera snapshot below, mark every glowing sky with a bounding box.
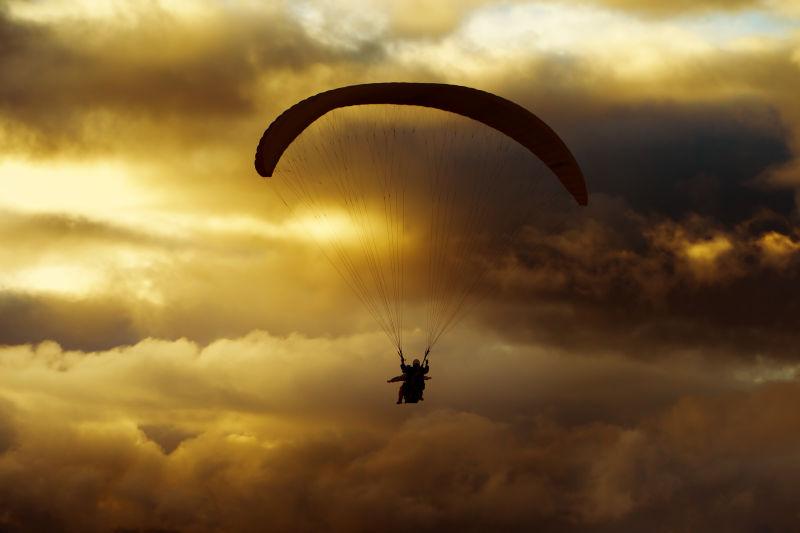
[1,1,800,531]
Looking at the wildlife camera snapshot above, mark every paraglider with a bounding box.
[387,349,431,404]
[254,82,587,403]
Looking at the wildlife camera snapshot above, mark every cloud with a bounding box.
[0,2,385,155]
[0,331,798,531]
[581,0,759,16]
[0,397,16,454]
[138,423,199,454]
[476,205,800,360]
[563,99,792,221]
[0,292,141,350]
[0,205,374,350]
[385,0,492,38]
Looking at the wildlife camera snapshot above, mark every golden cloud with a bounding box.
[0,331,799,531]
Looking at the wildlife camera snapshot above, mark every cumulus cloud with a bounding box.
[0,331,798,532]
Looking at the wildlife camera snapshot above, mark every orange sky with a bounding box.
[1,1,800,531]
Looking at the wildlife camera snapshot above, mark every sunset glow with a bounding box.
[1,1,799,531]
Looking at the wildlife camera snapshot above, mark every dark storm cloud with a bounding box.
[495,50,800,221]
[478,205,800,360]
[567,101,793,222]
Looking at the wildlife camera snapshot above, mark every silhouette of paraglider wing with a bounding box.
[255,82,588,206]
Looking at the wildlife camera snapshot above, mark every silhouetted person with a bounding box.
[388,349,430,404]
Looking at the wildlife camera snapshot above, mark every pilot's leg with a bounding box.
[397,383,405,404]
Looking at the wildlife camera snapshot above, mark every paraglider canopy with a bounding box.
[255,82,587,206]
[254,82,588,354]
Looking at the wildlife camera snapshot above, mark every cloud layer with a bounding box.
[1,332,799,532]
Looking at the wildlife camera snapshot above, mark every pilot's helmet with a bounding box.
[412,359,420,366]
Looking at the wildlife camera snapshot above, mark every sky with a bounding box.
[1,0,800,531]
